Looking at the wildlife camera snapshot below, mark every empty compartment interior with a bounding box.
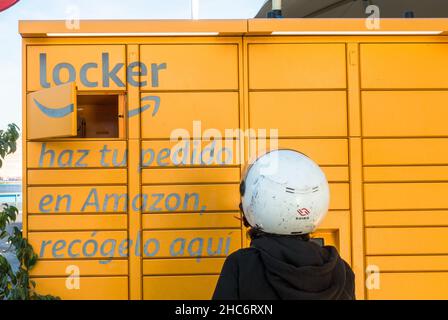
[77,94,121,138]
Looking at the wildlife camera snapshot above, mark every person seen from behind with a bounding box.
[212,149,355,300]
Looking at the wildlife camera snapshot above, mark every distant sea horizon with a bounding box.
[0,183,22,212]
[0,183,21,192]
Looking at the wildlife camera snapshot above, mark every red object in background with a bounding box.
[0,0,19,12]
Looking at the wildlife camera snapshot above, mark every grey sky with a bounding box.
[0,0,266,177]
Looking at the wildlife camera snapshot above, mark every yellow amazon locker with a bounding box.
[20,18,448,300]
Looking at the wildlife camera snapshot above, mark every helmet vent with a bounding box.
[285,187,295,194]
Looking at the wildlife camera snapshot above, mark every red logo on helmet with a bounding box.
[297,208,310,217]
[0,0,20,12]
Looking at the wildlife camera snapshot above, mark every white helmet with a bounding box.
[240,149,330,235]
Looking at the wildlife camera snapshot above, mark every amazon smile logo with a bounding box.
[34,96,161,118]
[34,98,75,118]
[128,96,161,118]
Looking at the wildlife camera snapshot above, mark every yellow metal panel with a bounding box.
[141,92,239,139]
[27,45,126,91]
[362,91,448,136]
[142,229,241,258]
[249,91,347,137]
[349,138,366,299]
[140,44,238,90]
[363,138,448,165]
[366,256,448,272]
[142,213,241,230]
[247,18,448,34]
[316,210,351,263]
[248,44,346,89]
[31,260,128,276]
[141,184,239,212]
[346,43,361,137]
[127,44,141,140]
[143,275,218,300]
[27,82,77,140]
[328,183,350,210]
[240,36,248,250]
[20,20,248,36]
[124,45,140,297]
[27,141,127,168]
[321,167,349,182]
[143,258,225,275]
[366,210,448,227]
[28,186,128,213]
[365,183,448,210]
[366,227,448,255]
[141,140,241,167]
[28,231,128,259]
[33,277,128,300]
[142,167,240,184]
[361,43,448,89]
[22,41,28,236]
[128,139,142,299]
[28,168,127,185]
[367,273,448,300]
[19,18,448,37]
[252,139,349,166]
[28,214,127,231]
[364,166,448,182]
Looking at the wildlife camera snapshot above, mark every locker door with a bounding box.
[27,82,77,140]
[139,40,243,300]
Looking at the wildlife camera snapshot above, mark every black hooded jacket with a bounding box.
[212,234,355,300]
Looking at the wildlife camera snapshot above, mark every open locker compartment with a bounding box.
[27,82,126,140]
[76,93,125,139]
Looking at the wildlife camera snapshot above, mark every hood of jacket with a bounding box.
[251,235,354,300]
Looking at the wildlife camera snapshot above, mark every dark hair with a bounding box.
[247,226,310,241]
